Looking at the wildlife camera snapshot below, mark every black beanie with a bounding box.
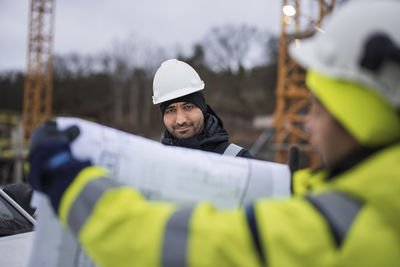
[160,91,207,117]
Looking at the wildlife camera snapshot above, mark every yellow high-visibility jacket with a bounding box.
[58,143,400,267]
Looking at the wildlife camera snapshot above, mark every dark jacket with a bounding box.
[161,105,253,159]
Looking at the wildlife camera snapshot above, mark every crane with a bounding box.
[23,0,56,140]
[273,0,337,168]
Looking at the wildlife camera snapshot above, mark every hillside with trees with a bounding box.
[0,24,279,147]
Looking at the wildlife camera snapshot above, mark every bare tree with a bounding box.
[202,24,267,73]
[108,34,167,132]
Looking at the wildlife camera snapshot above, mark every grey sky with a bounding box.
[0,0,281,71]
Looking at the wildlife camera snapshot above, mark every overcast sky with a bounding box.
[0,0,281,71]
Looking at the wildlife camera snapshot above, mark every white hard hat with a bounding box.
[289,0,400,108]
[152,59,205,104]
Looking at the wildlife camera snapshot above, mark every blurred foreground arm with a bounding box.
[27,121,264,266]
[28,120,392,267]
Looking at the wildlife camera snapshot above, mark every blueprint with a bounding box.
[28,117,291,267]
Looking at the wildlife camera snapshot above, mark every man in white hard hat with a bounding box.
[27,0,400,266]
[153,59,253,158]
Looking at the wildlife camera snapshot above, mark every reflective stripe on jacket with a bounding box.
[59,144,400,267]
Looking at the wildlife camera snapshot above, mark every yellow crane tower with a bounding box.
[23,0,56,140]
[274,0,337,168]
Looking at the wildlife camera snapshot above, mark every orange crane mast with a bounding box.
[274,0,336,168]
[23,0,55,140]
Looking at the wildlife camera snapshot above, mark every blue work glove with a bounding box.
[28,121,91,212]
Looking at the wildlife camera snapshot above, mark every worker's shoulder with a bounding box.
[236,148,253,159]
[223,142,253,158]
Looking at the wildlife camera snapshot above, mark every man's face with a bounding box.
[305,95,361,168]
[163,102,205,139]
